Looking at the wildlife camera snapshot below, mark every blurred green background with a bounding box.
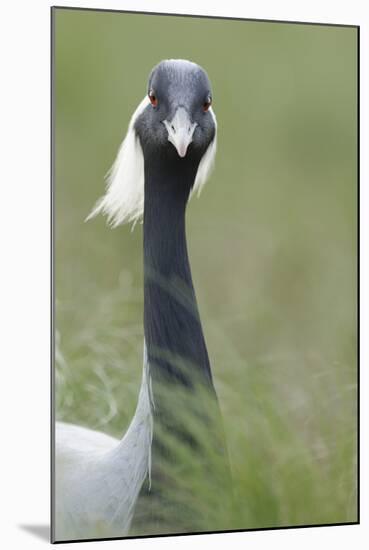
[54,8,357,532]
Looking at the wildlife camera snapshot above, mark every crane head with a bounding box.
[87,60,217,227]
[135,59,216,161]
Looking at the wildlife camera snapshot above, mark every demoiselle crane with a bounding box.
[54,59,231,542]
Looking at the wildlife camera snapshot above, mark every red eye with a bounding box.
[149,90,158,107]
[203,96,212,112]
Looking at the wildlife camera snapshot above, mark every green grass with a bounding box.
[56,294,357,533]
[54,8,358,535]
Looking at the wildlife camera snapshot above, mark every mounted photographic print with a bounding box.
[51,6,359,543]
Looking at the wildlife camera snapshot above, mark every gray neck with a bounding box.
[143,154,214,391]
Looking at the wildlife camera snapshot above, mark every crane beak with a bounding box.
[163,108,197,158]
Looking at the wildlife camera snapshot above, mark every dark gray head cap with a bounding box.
[148,59,212,101]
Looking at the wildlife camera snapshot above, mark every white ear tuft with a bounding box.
[86,97,149,228]
[191,107,217,198]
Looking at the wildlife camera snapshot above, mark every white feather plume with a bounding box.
[86,96,149,228]
[191,107,217,197]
